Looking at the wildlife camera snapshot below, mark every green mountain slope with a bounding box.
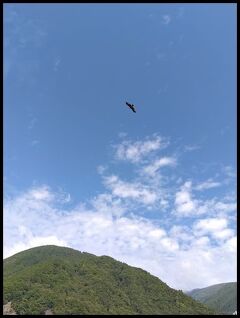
[187,282,237,314]
[4,245,215,315]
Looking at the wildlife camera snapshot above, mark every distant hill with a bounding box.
[187,282,237,314]
[3,245,216,315]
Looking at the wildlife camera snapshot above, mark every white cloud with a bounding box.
[160,237,179,252]
[193,236,210,248]
[193,217,234,241]
[114,135,167,163]
[213,229,235,240]
[174,180,236,219]
[55,188,72,204]
[3,185,237,290]
[194,218,227,233]
[162,15,171,25]
[148,228,166,239]
[4,235,67,259]
[142,156,176,176]
[29,186,54,201]
[184,145,201,152]
[118,132,128,139]
[223,236,236,253]
[195,198,236,219]
[90,193,125,217]
[103,175,158,206]
[220,166,236,189]
[223,166,236,178]
[195,179,221,191]
[175,181,197,216]
[169,225,194,244]
[97,165,107,175]
[214,202,236,213]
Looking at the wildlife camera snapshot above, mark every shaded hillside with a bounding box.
[4,245,215,315]
[187,282,237,314]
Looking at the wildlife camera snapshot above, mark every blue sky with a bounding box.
[4,4,236,290]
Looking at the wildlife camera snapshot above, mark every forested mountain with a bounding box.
[4,245,215,315]
[187,282,237,315]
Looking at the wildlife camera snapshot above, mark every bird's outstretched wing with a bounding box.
[126,101,137,113]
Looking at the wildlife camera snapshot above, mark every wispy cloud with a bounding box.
[213,201,236,214]
[175,181,197,216]
[162,14,171,25]
[54,57,61,71]
[31,140,40,146]
[118,132,128,139]
[142,156,177,177]
[195,179,221,191]
[184,144,201,152]
[103,175,158,207]
[114,135,168,164]
[223,165,236,179]
[29,186,54,201]
[220,126,230,136]
[174,180,236,219]
[156,52,166,61]
[28,116,37,130]
[4,6,47,82]
[97,165,108,175]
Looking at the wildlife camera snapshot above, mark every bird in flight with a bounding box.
[126,102,136,113]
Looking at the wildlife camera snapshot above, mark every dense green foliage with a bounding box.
[187,282,237,314]
[4,245,215,315]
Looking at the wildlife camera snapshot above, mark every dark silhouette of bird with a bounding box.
[126,102,136,113]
